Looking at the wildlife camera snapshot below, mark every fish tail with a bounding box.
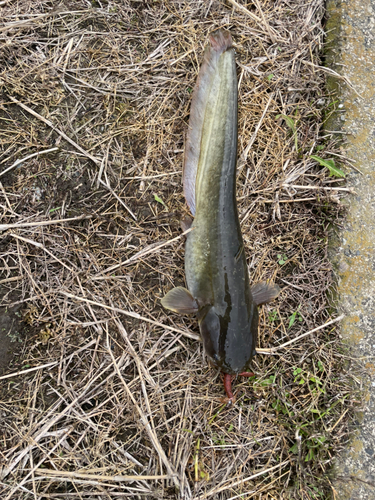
[183,29,234,215]
[208,29,233,53]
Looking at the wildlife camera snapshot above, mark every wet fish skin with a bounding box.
[185,30,257,374]
[162,29,279,377]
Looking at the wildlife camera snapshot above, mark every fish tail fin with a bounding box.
[183,29,234,215]
[208,29,233,53]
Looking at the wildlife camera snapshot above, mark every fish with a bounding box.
[161,29,280,403]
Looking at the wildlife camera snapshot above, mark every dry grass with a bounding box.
[0,1,361,499]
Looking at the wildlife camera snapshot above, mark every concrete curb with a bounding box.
[326,0,375,498]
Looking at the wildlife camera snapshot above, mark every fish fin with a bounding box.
[161,286,199,314]
[183,29,233,215]
[209,29,233,52]
[181,216,193,232]
[251,282,280,306]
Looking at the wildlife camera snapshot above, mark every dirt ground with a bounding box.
[0,1,362,499]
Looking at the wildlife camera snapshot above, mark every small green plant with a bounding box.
[293,367,305,384]
[292,367,325,394]
[194,438,210,481]
[208,403,226,424]
[267,74,274,81]
[310,155,346,178]
[289,442,299,454]
[212,433,226,447]
[260,374,276,386]
[311,485,325,498]
[7,331,22,343]
[305,435,327,461]
[328,99,339,108]
[309,375,325,394]
[277,253,287,265]
[290,429,327,463]
[272,397,294,416]
[288,306,302,328]
[277,114,298,150]
[272,399,282,412]
[268,310,278,322]
[153,194,166,207]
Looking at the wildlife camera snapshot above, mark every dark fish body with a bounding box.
[162,30,278,385]
[184,32,258,374]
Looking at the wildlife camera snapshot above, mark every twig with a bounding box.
[252,0,276,43]
[0,214,92,231]
[257,315,344,354]
[301,60,362,97]
[238,93,274,169]
[34,469,173,482]
[7,95,102,166]
[169,49,194,66]
[106,337,180,490]
[283,184,355,193]
[198,460,290,499]
[262,197,318,203]
[0,339,96,381]
[59,291,200,341]
[2,428,75,496]
[329,408,350,432]
[2,355,124,482]
[121,171,182,180]
[10,233,77,273]
[0,361,57,381]
[0,148,58,178]
[93,227,193,277]
[99,178,136,220]
[280,279,305,291]
[0,276,22,284]
[0,11,53,31]
[225,0,283,42]
[326,151,363,175]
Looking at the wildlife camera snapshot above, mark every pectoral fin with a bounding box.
[181,216,193,232]
[161,286,199,314]
[251,282,280,306]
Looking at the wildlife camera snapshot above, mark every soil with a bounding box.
[0,290,23,374]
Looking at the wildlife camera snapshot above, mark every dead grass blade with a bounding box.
[8,95,102,166]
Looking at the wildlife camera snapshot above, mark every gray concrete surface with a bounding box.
[326,0,375,498]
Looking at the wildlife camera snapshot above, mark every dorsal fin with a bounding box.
[183,30,233,215]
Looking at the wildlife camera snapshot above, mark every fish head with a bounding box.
[198,304,258,374]
[198,306,224,368]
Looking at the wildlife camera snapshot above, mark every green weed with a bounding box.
[310,155,346,178]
